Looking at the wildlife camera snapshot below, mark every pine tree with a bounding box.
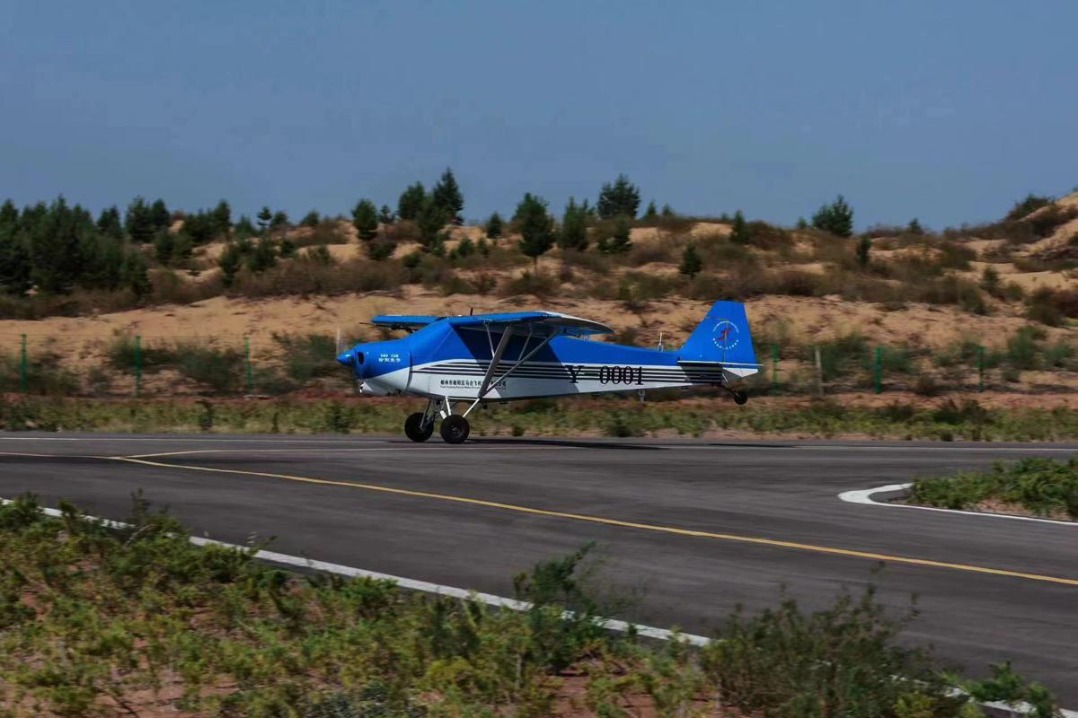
[661,203,675,219]
[211,200,232,236]
[270,211,289,230]
[123,250,151,298]
[96,206,123,238]
[352,199,379,241]
[149,199,171,232]
[558,197,588,251]
[182,211,217,245]
[811,195,854,238]
[398,182,427,221]
[235,215,256,239]
[431,168,464,221]
[486,212,504,239]
[125,197,156,243]
[219,242,243,288]
[907,218,925,235]
[644,201,658,220]
[379,205,395,225]
[256,206,273,233]
[416,199,447,248]
[730,210,750,244]
[279,236,296,258]
[247,236,277,272]
[515,193,555,267]
[0,199,17,228]
[30,197,89,293]
[154,230,176,265]
[80,234,125,290]
[857,235,872,268]
[679,243,702,278]
[0,223,31,295]
[597,174,641,220]
[602,217,633,254]
[300,210,321,228]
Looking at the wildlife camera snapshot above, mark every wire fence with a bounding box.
[0,331,1074,399]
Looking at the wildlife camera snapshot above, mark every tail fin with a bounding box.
[678,301,758,371]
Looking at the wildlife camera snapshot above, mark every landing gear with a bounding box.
[732,390,748,406]
[440,415,470,444]
[404,412,434,442]
[404,397,473,444]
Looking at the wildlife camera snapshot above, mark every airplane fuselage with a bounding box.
[355,332,756,401]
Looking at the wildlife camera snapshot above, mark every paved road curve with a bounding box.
[2,434,1076,701]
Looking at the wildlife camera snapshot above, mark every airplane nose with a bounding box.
[336,349,354,368]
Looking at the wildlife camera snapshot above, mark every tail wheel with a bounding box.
[733,391,748,406]
[404,412,434,442]
[440,415,470,444]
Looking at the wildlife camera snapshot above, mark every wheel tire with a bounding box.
[440,415,470,444]
[733,391,748,406]
[404,412,433,442]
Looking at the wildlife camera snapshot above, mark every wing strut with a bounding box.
[478,325,514,398]
[462,325,555,417]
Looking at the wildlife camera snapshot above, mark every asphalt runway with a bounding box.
[2,433,1076,701]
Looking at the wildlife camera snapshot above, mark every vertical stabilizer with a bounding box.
[678,301,757,367]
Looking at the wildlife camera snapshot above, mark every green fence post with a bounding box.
[874,346,883,394]
[245,336,253,394]
[134,335,142,397]
[20,334,27,394]
[771,344,779,387]
[977,345,985,392]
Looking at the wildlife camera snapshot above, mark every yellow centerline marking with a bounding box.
[109,456,1078,588]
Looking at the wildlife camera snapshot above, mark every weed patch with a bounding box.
[907,457,1078,519]
[0,497,1062,717]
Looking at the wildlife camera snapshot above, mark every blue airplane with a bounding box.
[336,300,759,444]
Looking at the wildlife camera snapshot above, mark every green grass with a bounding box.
[0,496,1059,717]
[1,395,1076,442]
[907,457,1078,519]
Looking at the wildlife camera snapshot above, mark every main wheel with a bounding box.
[439,415,470,444]
[404,412,434,442]
[733,391,748,406]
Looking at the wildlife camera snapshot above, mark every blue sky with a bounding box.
[2,0,1075,229]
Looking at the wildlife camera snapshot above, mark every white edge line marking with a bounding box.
[4,498,1075,717]
[122,446,573,459]
[840,484,1078,527]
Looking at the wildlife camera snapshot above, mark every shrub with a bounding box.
[1005,193,1053,221]
[273,333,339,384]
[500,270,559,297]
[700,586,949,718]
[0,350,79,395]
[1005,326,1041,370]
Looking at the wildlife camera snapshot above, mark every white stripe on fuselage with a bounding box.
[388,360,756,400]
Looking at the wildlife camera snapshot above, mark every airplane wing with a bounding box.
[446,311,614,338]
[371,315,442,331]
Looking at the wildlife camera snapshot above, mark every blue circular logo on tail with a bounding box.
[712,319,739,350]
